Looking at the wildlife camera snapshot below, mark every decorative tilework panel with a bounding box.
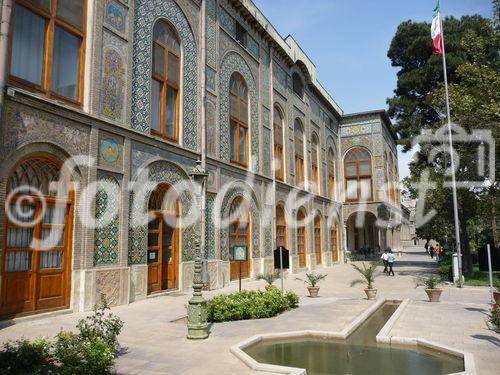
[206,100,217,157]
[206,66,216,92]
[219,6,235,36]
[100,31,127,122]
[264,223,272,257]
[247,35,259,59]
[340,124,373,137]
[130,140,194,178]
[205,0,217,67]
[94,173,121,265]
[128,160,195,264]
[104,0,127,34]
[205,193,216,259]
[219,52,259,171]
[3,103,90,157]
[131,0,198,151]
[219,186,260,260]
[273,60,288,95]
[262,126,271,177]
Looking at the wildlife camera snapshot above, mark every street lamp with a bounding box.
[187,160,209,340]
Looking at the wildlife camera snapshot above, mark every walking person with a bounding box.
[424,242,429,254]
[387,249,396,276]
[435,243,441,262]
[429,244,435,259]
[381,249,389,273]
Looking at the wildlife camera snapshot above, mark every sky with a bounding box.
[252,0,494,179]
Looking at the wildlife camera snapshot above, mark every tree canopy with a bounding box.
[387,3,499,274]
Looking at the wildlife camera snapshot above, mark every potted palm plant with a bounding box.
[296,272,327,297]
[257,271,280,290]
[350,263,379,300]
[415,275,444,302]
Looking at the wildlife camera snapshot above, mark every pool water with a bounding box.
[244,302,464,375]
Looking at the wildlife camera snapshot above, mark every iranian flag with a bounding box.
[431,1,442,54]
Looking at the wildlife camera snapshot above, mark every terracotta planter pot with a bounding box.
[425,288,443,302]
[364,288,377,300]
[493,291,500,304]
[307,286,320,298]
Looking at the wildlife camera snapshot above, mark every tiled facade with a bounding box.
[0,0,406,317]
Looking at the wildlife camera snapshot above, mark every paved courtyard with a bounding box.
[1,246,498,375]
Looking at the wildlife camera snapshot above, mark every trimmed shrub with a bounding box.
[439,253,453,281]
[487,304,500,333]
[0,299,123,375]
[207,288,299,322]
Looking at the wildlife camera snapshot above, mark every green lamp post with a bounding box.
[187,160,209,340]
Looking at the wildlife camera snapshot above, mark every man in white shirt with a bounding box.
[387,250,396,276]
[381,250,388,273]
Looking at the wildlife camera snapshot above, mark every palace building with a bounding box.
[0,0,409,319]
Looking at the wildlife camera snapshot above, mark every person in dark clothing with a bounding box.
[429,245,435,259]
[424,242,429,254]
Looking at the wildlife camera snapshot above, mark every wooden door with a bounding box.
[161,213,177,290]
[147,208,178,294]
[297,210,307,268]
[229,221,250,281]
[1,156,72,319]
[331,226,339,262]
[314,216,322,265]
[147,215,162,294]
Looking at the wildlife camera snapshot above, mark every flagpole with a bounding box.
[439,3,463,287]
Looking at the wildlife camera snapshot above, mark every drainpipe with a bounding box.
[0,0,12,112]
[199,0,208,286]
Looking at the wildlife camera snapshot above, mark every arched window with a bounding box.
[344,148,373,202]
[228,197,250,279]
[297,208,307,268]
[229,73,249,166]
[151,20,181,141]
[328,148,335,200]
[273,105,284,181]
[314,215,322,264]
[2,155,73,318]
[276,204,287,248]
[294,119,305,187]
[10,0,86,103]
[292,72,304,98]
[311,133,320,193]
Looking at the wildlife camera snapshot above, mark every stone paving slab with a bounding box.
[0,246,498,374]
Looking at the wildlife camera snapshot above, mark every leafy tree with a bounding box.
[388,4,499,275]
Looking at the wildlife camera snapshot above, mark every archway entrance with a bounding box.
[147,184,179,294]
[1,155,73,318]
[346,211,380,257]
[229,197,251,281]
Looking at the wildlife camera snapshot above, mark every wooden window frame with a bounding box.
[275,205,287,248]
[344,150,373,202]
[8,0,87,108]
[151,21,181,143]
[311,135,320,194]
[328,149,335,200]
[294,119,305,187]
[229,76,249,167]
[273,106,284,181]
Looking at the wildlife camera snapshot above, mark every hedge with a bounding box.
[207,288,299,322]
